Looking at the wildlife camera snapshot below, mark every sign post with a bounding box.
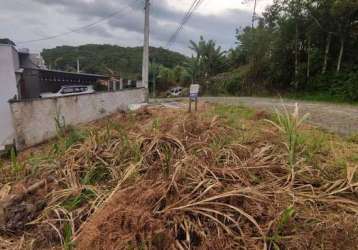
[189,84,200,113]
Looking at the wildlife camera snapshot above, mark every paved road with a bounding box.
[151,97,358,136]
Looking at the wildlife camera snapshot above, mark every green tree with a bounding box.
[157,65,175,90]
[42,45,187,79]
[230,0,358,101]
[184,56,201,84]
[189,36,226,78]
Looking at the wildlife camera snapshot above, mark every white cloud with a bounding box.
[0,0,273,54]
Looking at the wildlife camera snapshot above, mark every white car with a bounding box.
[40,85,95,98]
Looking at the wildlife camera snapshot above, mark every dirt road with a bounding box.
[152,97,358,136]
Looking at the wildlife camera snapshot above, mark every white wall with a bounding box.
[10,88,147,150]
[0,45,19,150]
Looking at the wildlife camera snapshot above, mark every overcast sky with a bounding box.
[0,0,273,55]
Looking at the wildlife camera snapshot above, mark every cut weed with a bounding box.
[0,104,357,250]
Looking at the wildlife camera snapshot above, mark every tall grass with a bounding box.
[266,104,309,185]
[10,147,22,174]
[63,222,73,250]
[53,113,87,154]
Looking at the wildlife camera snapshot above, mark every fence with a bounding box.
[10,88,147,150]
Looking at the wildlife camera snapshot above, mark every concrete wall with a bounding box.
[10,88,147,150]
[0,45,19,150]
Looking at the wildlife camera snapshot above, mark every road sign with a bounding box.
[190,84,200,95]
[189,84,200,112]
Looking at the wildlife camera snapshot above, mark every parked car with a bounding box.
[40,85,95,98]
[168,87,183,97]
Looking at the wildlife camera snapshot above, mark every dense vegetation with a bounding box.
[41,44,187,79]
[143,0,358,102]
[194,0,358,102]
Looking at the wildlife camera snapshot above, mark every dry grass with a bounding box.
[0,103,357,250]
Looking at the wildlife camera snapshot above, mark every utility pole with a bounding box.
[251,0,257,29]
[142,0,150,89]
[76,47,80,73]
[77,58,80,73]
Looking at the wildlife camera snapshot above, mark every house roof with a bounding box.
[36,69,110,79]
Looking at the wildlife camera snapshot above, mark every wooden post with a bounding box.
[189,97,198,112]
[119,78,123,90]
[189,98,192,113]
[113,80,117,91]
[189,84,200,113]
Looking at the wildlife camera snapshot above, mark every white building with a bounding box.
[0,44,47,150]
[0,43,142,151]
[0,44,21,150]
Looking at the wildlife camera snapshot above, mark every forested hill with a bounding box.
[41,44,187,78]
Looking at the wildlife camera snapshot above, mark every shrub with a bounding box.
[310,71,358,102]
[225,73,242,95]
[205,70,243,96]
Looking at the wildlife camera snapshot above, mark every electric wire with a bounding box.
[166,0,205,48]
[166,0,200,47]
[16,0,141,45]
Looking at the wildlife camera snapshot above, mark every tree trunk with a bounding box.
[322,33,332,74]
[294,22,299,88]
[336,37,345,73]
[307,36,311,80]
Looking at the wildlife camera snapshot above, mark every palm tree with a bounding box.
[184,56,200,84]
[188,36,226,78]
[189,36,206,59]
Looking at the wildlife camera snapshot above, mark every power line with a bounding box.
[166,0,200,47]
[16,0,141,45]
[166,0,205,48]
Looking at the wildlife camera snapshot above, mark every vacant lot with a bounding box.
[154,97,358,136]
[1,103,357,249]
